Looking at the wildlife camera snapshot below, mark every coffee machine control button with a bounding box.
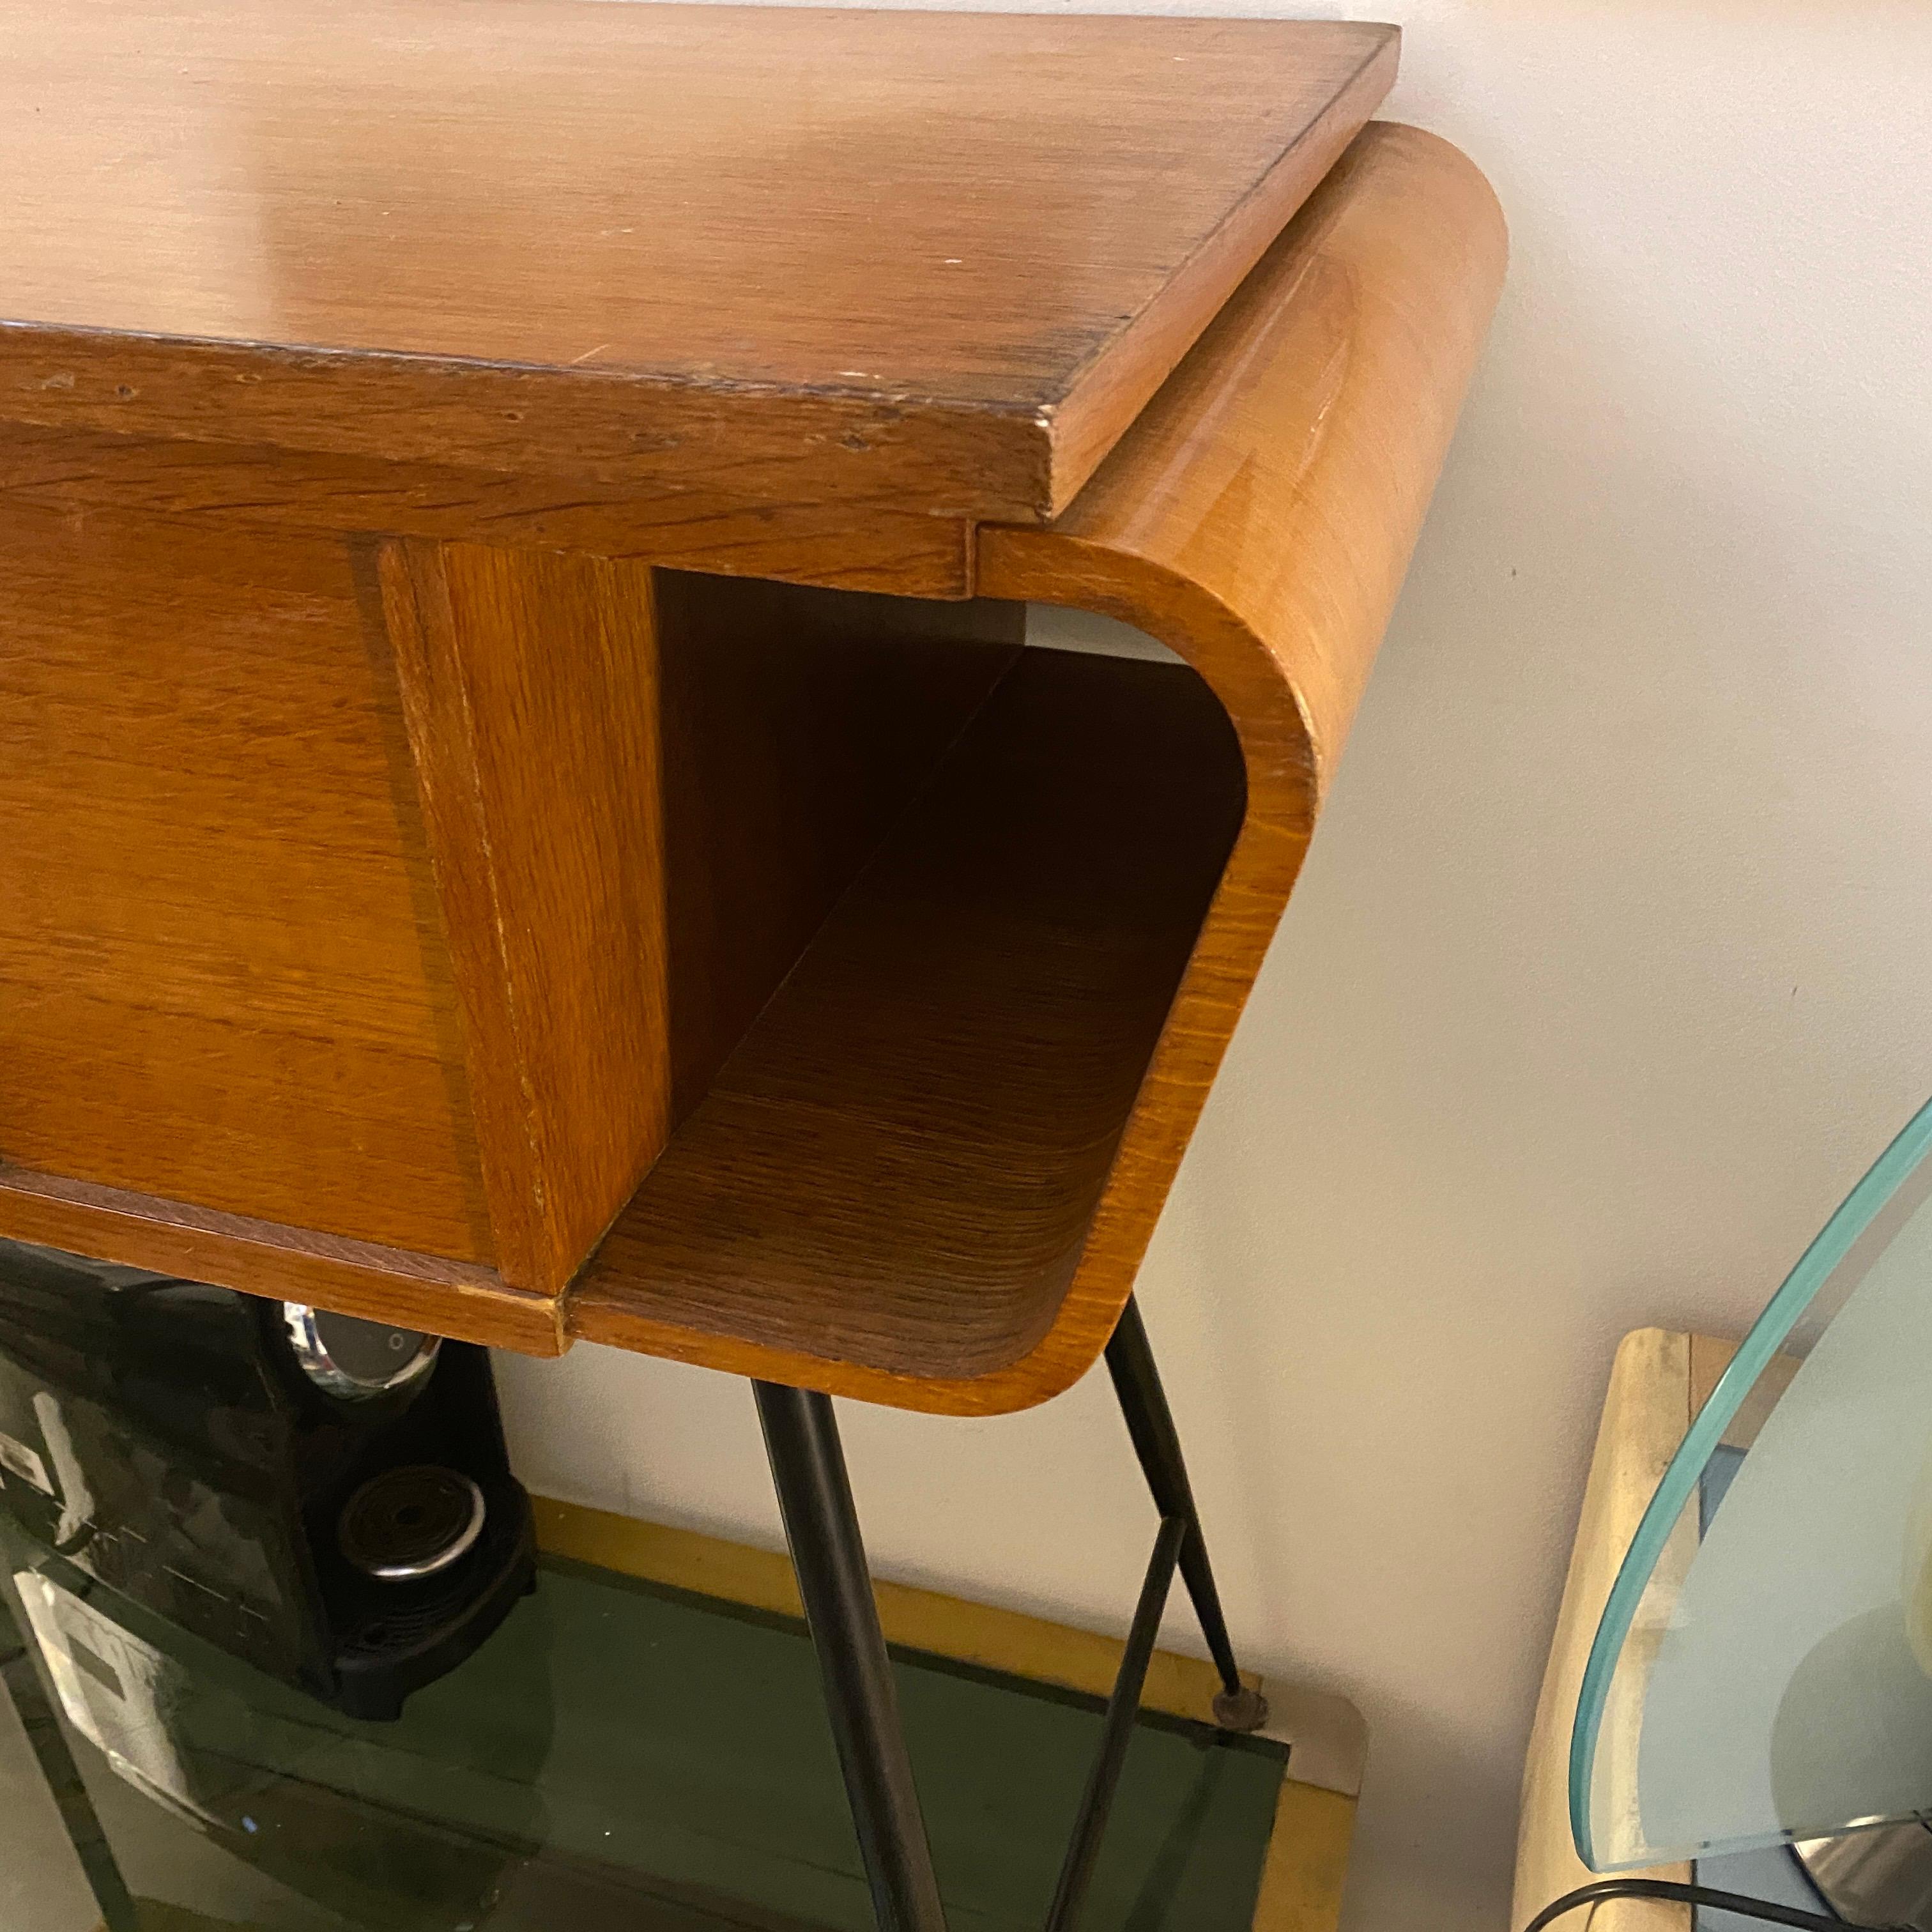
[280,1304,441,1401]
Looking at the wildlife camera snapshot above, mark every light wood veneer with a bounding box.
[1514,1333,1798,1932]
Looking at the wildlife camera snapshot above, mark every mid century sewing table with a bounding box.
[0,6,1503,1925]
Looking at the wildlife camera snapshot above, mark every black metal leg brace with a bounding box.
[754,1381,949,1932]
[1104,1297,1268,1732]
[1043,1512,1186,1932]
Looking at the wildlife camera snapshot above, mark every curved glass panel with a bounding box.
[1572,1094,1932,1871]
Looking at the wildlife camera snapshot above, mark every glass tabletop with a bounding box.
[0,1534,1288,1932]
[1574,1093,1932,1871]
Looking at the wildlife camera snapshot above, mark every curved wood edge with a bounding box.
[1043,28,1399,512]
[962,122,1508,1411]
[549,125,1506,1413]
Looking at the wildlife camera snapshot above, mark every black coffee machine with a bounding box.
[0,1235,533,1724]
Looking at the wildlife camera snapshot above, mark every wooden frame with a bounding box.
[1513,1331,1799,1932]
[1,79,1505,1414]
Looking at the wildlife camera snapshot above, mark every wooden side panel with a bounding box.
[654,572,1024,1119]
[380,539,671,1296]
[1513,1330,1695,1932]
[569,125,1507,1409]
[0,526,1018,1326]
[0,498,489,1261]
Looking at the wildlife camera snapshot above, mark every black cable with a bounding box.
[1521,1878,1908,1932]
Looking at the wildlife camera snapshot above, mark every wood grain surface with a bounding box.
[571,647,1244,1384]
[962,123,1510,1412]
[0,1,1393,525]
[381,540,671,1296]
[0,1165,560,1353]
[0,422,976,597]
[580,123,1506,1411]
[653,574,1023,1122]
[0,112,1505,1402]
[0,497,490,1262]
[0,525,1018,1342]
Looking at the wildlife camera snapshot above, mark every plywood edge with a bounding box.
[1512,1330,1697,1932]
[0,1165,564,1354]
[531,1493,1356,1931]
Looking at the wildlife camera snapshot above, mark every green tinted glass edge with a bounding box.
[1568,1092,1932,1870]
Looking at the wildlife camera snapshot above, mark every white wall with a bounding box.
[500,7,1932,1925]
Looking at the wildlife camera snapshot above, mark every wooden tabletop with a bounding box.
[0,1,1396,523]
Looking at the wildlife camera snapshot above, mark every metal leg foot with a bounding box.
[1103,1297,1267,1731]
[754,1381,949,1932]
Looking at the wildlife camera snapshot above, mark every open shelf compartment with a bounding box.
[569,645,1245,1390]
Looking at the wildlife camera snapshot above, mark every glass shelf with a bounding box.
[1,1538,1287,1932]
[1573,1094,1932,1871]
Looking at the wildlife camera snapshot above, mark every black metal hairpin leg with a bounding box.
[755,1381,949,1932]
[1104,1296,1268,1731]
[756,1298,1261,1932]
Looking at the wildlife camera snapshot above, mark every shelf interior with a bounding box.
[571,645,1245,1384]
